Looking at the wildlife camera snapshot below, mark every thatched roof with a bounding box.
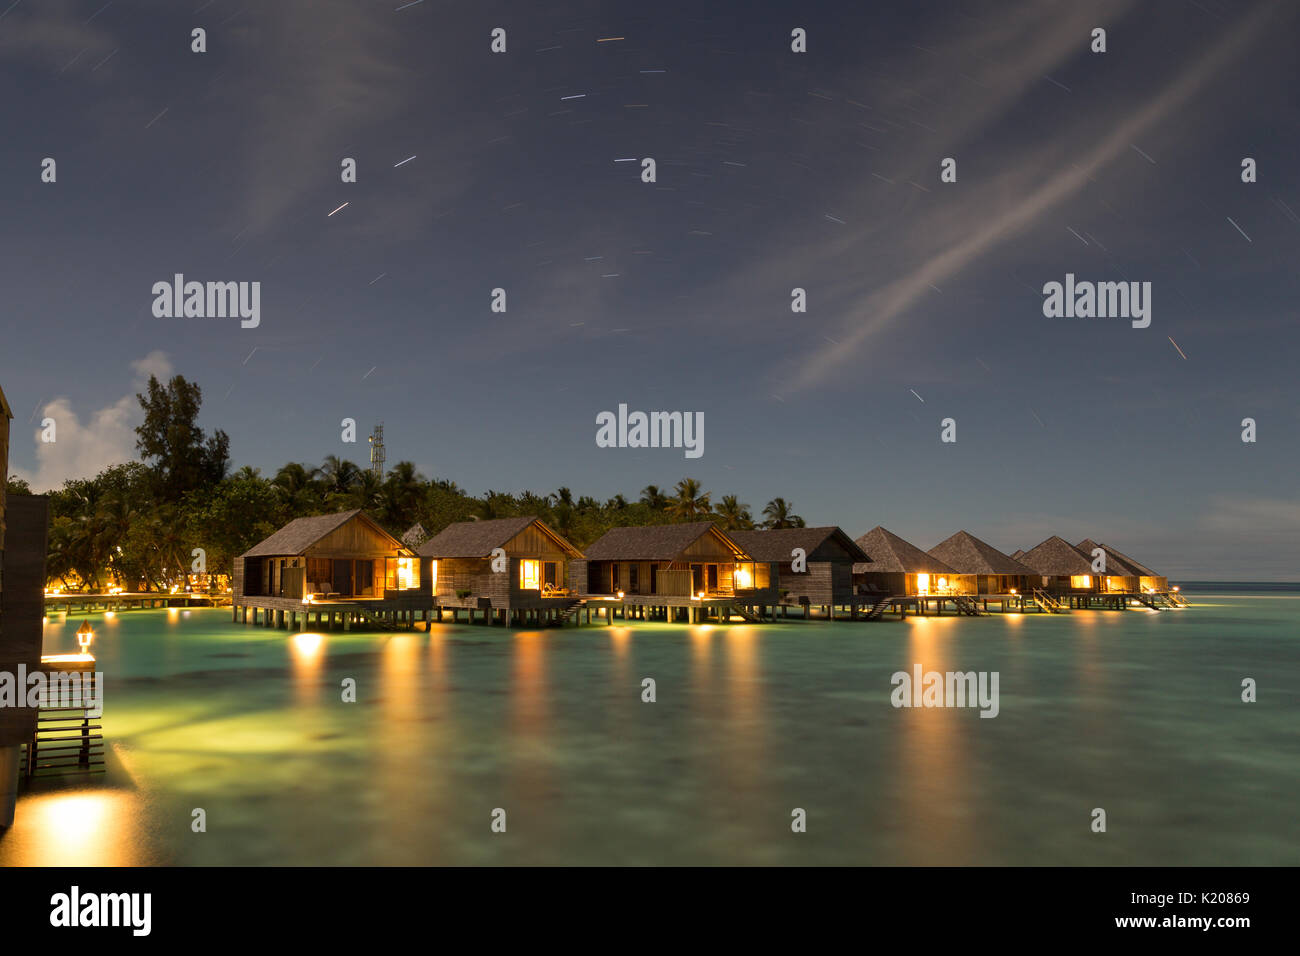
[927,530,1037,576]
[728,527,868,563]
[1094,541,1161,577]
[401,523,429,548]
[242,509,396,558]
[583,522,746,561]
[853,526,954,575]
[1009,549,1026,560]
[1075,539,1142,577]
[1018,536,1094,575]
[418,516,581,558]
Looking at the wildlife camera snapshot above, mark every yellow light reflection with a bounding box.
[608,627,631,658]
[896,619,971,862]
[292,632,324,658]
[290,633,325,706]
[11,791,147,866]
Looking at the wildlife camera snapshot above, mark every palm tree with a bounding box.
[273,462,322,514]
[379,461,423,529]
[639,485,668,510]
[668,478,710,520]
[517,490,550,515]
[714,494,753,531]
[318,455,361,499]
[549,487,575,537]
[761,497,804,529]
[348,470,384,513]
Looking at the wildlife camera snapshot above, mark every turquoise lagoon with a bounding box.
[2,591,1297,866]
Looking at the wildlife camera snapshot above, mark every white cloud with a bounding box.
[12,351,173,492]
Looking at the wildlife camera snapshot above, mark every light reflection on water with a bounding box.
[4,789,155,867]
[6,599,1299,866]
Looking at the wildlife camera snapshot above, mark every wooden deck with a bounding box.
[45,591,230,614]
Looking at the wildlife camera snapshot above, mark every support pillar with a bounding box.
[0,745,21,829]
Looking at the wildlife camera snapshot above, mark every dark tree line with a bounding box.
[5,374,803,591]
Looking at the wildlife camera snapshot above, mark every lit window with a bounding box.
[520,559,541,590]
[1070,575,1092,589]
[916,574,931,594]
[387,556,420,590]
[734,564,753,589]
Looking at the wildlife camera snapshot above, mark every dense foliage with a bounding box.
[5,375,804,592]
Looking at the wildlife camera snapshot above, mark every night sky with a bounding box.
[2,0,1297,578]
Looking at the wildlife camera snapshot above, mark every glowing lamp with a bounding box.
[1010,588,1017,595]
[76,621,95,654]
[616,590,625,600]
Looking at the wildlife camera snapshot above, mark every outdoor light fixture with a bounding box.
[616,590,625,600]
[76,621,95,655]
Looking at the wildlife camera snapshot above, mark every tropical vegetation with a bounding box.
[5,374,804,592]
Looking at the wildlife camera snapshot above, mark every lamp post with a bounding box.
[76,620,95,657]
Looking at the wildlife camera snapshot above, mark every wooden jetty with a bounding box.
[45,591,228,615]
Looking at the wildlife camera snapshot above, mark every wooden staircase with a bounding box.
[23,705,105,778]
[728,603,763,623]
[953,595,983,616]
[1030,589,1067,613]
[863,595,895,621]
[353,610,403,630]
[1129,591,1167,611]
[556,599,586,625]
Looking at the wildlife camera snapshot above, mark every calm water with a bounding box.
[3,596,1297,866]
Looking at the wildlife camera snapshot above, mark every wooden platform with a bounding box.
[46,592,229,615]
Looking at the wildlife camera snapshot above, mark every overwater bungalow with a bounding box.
[1074,538,1142,593]
[853,526,958,598]
[1017,536,1109,607]
[926,530,1039,607]
[233,509,428,630]
[1078,540,1171,595]
[572,522,774,623]
[416,516,583,626]
[728,526,868,619]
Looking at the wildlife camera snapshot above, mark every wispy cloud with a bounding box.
[771,1,1279,391]
[0,0,116,70]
